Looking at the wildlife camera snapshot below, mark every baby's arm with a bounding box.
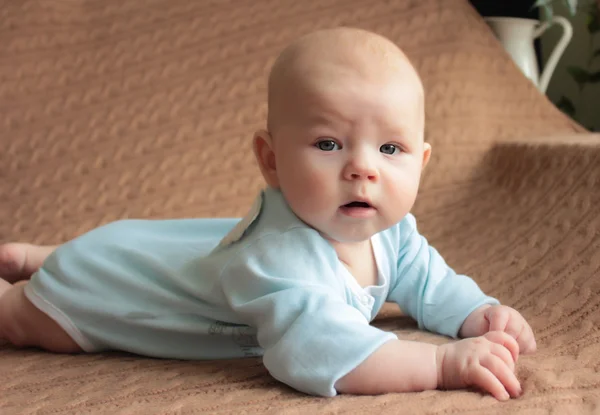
[336,331,521,400]
[335,338,438,394]
[366,216,524,398]
[220,229,398,397]
[388,214,500,338]
[387,215,536,355]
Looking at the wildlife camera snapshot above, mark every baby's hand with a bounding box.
[437,331,521,401]
[459,305,537,354]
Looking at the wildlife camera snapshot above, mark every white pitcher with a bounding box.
[485,16,573,93]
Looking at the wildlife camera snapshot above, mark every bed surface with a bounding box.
[1,0,599,413]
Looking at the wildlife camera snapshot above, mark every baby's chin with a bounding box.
[316,225,383,244]
[291,206,392,243]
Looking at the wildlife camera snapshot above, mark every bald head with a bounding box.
[266,27,424,133]
[252,28,431,236]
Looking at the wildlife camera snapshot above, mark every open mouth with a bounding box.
[343,201,372,208]
[339,200,376,218]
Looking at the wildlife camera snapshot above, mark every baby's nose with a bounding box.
[344,156,379,181]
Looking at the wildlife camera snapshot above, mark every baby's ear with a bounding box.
[252,130,280,188]
[421,142,432,170]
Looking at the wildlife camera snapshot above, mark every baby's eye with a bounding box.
[316,139,340,151]
[380,144,400,155]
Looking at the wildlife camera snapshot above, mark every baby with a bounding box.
[0,27,536,400]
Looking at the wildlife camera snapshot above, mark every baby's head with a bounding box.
[253,27,431,243]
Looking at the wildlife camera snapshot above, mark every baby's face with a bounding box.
[257,29,430,243]
[273,75,427,243]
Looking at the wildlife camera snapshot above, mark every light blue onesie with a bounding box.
[25,186,499,397]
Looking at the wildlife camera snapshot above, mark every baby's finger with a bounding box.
[484,331,520,363]
[505,318,523,340]
[481,354,522,398]
[491,342,515,373]
[487,309,510,332]
[517,324,537,354]
[469,365,511,401]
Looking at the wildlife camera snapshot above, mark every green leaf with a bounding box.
[589,71,600,83]
[556,96,576,117]
[567,66,590,85]
[538,4,554,20]
[531,0,553,9]
[531,0,554,18]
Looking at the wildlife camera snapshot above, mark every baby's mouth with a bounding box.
[342,201,372,208]
[339,201,377,218]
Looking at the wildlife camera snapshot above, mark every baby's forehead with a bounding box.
[283,37,418,88]
[267,28,424,132]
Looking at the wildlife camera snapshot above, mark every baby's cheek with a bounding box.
[300,162,336,188]
[386,175,417,200]
[281,168,330,211]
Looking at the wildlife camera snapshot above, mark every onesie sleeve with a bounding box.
[220,228,397,397]
[386,214,499,338]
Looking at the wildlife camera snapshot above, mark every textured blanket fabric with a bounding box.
[1,0,599,413]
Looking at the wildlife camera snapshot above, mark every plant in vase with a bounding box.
[533,0,579,20]
[535,0,600,130]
